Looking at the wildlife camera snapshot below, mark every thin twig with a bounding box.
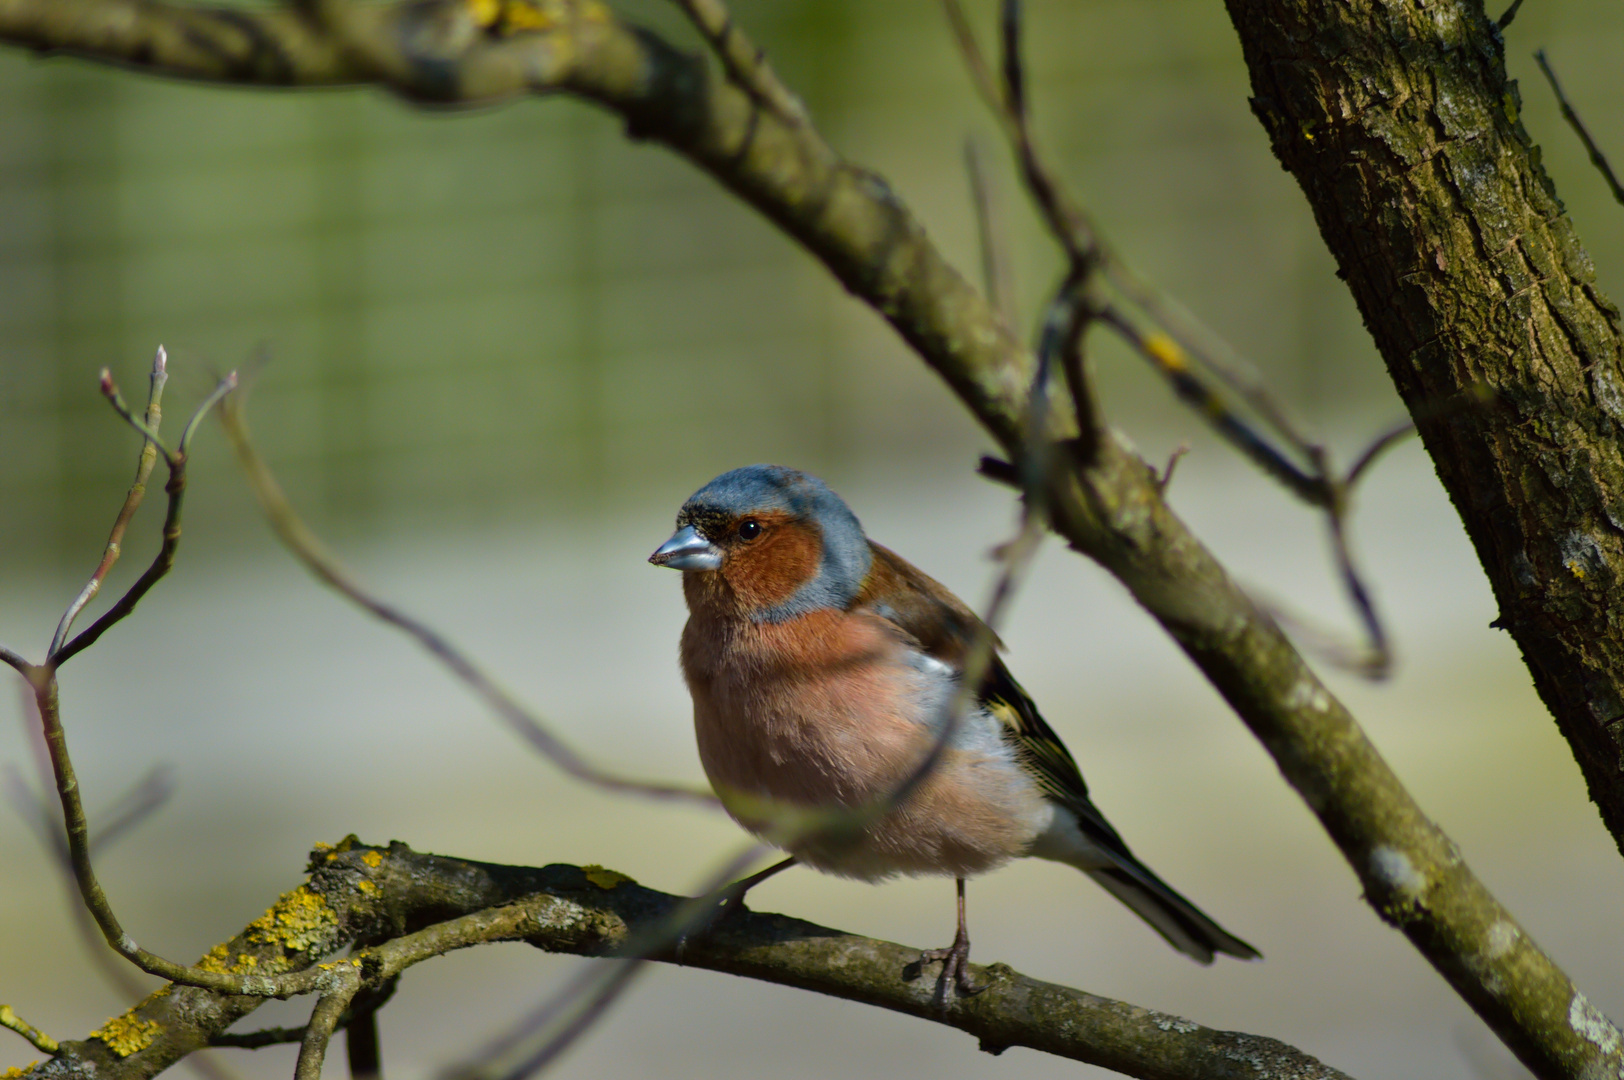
[1104,267,1320,456]
[451,845,766,1080]
[1345,418,1417,487]
[296,984,357,1080]
[90,765,175,856]
[97,368,174,467]
[1,645,30,675]
[668,0,807,126]
[1496,0,1525,30]
[2,764,57,854]
[211,1026,309,1050]
[217,393,718,808]
[964,138,1016,329]
[1,1005,59,1055]
[1096,306,1323,500]
[179,372,239,456]
[51,347,169,657]
[1533,49,1624,205]
[1155,443,1190,493]
[51,370,238,668]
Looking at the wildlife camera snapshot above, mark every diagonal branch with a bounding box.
[1533,49,1624,207]
[0,2,1612,1076]
[16,840,1353,1080]
[217,392,717,808]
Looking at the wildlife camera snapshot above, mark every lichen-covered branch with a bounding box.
[0,1,1614,1076]
[14,840,1351,1080]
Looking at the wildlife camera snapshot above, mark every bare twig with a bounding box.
[1533,50,1623,205]
[295,981,357,1080]
[51,370,238,668]
[964,138,1016,329]
[668,0,807,126]
[0,3,1610,1073]
[1,644,31,675]
[90,765,176,856]
[449,845,764,1080]
[1345,419,1417,488]
[217,392,717,808]
[50,347,170,657]
[1155,443,1190,492]
[210,1027,309,1050]
[1,1004,59,1055]
[96,368,174,467]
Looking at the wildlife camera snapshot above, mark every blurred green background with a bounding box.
[3,1,1623,1078]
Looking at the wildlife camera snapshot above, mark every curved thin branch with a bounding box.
[50,347,169,657]
[0,2,1609,1075]
[19,841,1353,1080]
[217,394,717,809]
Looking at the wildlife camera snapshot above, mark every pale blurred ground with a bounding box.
[3,0,1623,1078]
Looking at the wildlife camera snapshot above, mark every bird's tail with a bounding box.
[1082,858,1260,964]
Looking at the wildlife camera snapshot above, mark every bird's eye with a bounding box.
[737,519,762,541]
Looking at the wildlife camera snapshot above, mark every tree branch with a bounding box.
[16,841,1352,1080]
[1222,0,1624,897]
[0,1,1613,1075]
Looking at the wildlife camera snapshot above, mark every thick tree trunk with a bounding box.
[1224,0,1624,852]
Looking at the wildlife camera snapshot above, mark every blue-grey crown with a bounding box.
[681,465,872,621]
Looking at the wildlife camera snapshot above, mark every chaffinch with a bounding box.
[651,464,1257,994]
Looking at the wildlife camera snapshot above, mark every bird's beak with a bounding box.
[649,524,722,571]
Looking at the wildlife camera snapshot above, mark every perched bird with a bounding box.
[650,464,1257,994]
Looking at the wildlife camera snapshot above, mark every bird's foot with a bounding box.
[910,929,983,1006]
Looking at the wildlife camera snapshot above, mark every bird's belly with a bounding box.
[692,668,1052,881]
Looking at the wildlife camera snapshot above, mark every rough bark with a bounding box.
[9,840,1352,1080]
[0,2,1621,1077]
[1223,0,1624,850]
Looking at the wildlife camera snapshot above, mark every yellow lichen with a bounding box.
[4,1062,38,1077]
[581,865,632,889]
[466,0,501,26]
[357,879,378,894]
[242,885,339,958]
[196,942,236,975]
[91,1014,161,1057]
[361,850,384,869]
[497,1,557,32]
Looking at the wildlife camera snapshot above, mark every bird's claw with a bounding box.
[915,934,983,1004]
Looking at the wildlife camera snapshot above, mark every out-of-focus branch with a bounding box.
[217,393,717,808]
[668,0,807,127]
[0,2,1610,1075]
[16,840,1353,1080]
[1533,49,1624,206]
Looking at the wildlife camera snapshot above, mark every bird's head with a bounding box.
[649,465,872,621]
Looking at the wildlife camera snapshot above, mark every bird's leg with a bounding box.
[916,877,983,1003]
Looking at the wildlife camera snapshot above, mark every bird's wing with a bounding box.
[855,542,1130,855]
